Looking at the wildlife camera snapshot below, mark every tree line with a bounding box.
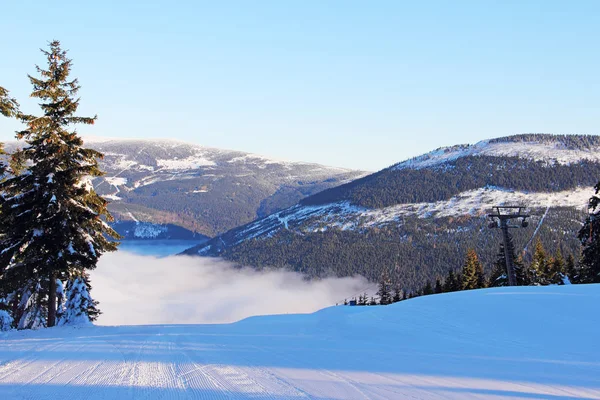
[347,198,600,306]
[0,41,118,330]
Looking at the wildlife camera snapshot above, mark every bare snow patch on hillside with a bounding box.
[358,186,594,225]
[156,155,216,169]
[105,177,127,186]
[91,252,367,325]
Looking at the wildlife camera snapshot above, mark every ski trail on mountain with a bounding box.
[1,285,599,399]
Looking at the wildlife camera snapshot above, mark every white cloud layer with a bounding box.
[91,252,368,325]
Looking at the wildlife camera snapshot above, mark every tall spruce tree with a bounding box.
[0,86,20,321]
[0,41,119,328]
[530,239,549,285]
[548,249,566,285]
[461,249,485,290]
[578,181,600,283]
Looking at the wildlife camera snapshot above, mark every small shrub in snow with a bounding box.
[59,274,100,326]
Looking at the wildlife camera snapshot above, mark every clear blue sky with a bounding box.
[1,1,599,171]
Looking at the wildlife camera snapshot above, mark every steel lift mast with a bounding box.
[488,206,530,286]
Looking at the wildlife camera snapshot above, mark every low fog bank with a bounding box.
[91,251,368,325]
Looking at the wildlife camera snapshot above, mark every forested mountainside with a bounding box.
[183,134,599,290]
[4,139,366,237]
[111,221,209,241]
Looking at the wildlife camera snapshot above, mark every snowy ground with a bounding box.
[1,284,599,399]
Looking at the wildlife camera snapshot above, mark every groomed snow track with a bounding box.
[1,284,599,399]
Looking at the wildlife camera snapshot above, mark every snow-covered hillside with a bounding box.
[394,134,600,170]
[184,134,599,280]
[191,186,593,254]
[3,138,366,236]
[1,284,599,399]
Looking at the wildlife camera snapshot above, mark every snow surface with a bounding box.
[1,284,599,399]
[394,140,600,170]
[104,177,127,186]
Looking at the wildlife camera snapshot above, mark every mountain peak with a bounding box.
[393,133,600,171]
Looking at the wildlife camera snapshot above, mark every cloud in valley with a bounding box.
[91,252,369,325]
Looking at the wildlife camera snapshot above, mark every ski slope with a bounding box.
[1,285,599,399]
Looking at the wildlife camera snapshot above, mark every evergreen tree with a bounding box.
[17,280,47,330]
[434,277,443,294]
[368,296,377,306]
[0,297,13,331]
[422,281,433,295]
[59,273,100,325]
[461,249,484,290]
[565,254,577,284]
[549,249,566,285]
[0,86,19,118]
[578,181,600,283]
[530,239,549,285]
[443,269,461,292]
[392,284,402,303]
[377,269,392,305]
[514,253,531,286]
[0,41,120,328]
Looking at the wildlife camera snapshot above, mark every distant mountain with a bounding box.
[4,138,366,238]
[183,134,599,290]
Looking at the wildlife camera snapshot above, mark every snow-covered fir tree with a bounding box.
[578,181,600,283]
[59,273,100,326]
[0,296,13,331]
[0,41,119,328]
[17,281,47,330]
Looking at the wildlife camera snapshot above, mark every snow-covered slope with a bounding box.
[1,284,599,399]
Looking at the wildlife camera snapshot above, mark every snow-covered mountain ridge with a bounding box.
[4,138,367,237]
[394,134,600,170]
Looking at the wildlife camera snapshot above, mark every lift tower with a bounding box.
[488,206,530,286]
